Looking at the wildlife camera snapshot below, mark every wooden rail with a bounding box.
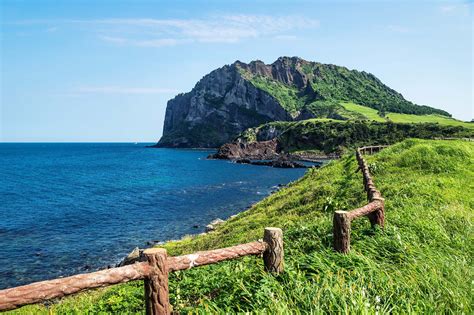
[0,227,283,314]
[333,146,387,253]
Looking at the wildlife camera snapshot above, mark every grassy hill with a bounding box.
[341,102,474,128]
[10,139,473,314]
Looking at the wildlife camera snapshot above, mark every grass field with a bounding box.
[386,112,474,128]
[341,101,474,129]
[8,139,473,314]
[340,102,387,122]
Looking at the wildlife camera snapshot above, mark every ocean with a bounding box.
[0,143,306,289]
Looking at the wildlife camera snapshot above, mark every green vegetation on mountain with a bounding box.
[10,139,473,313]
[305,100,366,120]
[238,119,474,155]
[242,73,305,116]
[341,102,387,122]
[238,58,450,118]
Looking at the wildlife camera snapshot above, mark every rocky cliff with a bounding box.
[209,139,280,160]
[155,57,450,148]
[155,61,291,148]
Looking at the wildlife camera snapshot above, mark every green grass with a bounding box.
[386,112,474,128]
[244,74,304,116]
[342,101,474,129]
[341,101,387,122]
[8,139,473,314]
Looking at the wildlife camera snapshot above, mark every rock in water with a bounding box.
[209,139,279,160]
[206,218,225,232]
[234,158,307,168]
[118,247,142,267]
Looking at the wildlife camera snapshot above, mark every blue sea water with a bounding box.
[0,143,306,289]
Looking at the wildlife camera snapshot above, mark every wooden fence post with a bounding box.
[263,227,284,273]
[369,197,385,228]
[367,184,376,200]
[333,211,351,253]
[143,248,170,315]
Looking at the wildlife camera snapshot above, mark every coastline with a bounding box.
[116,181,289,267]
[0,144,307,289]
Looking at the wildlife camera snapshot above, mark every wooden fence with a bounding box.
[0,144,391,312]
[333,145,388,253]
[0,227,283,314]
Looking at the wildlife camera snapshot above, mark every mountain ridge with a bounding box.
[155,57,451,148]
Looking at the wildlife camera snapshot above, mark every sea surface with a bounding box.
[0,143,306,289]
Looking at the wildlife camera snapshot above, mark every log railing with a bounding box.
[333,146,387,253]
[0,227,284,314]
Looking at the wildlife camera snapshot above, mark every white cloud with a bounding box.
[98,15,319,46]
[99,36,180,47]
[10,15,320,47]
[75,86,179,95]
[93,15,319,45]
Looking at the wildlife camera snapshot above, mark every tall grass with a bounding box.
[8,139,473,314]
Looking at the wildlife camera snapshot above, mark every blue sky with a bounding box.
[1,0,472,142]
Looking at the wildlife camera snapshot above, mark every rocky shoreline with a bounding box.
[234,157,308,168]
[208,139,280,160]
[112,147,320,269]
[115,182,291,268]
[100,147,315,271]
[207,138,327,169]
[116,214,240,267]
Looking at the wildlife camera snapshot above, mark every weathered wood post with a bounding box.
[369,197,385,228]
[143,248,170,315]
[263,227,284,273]
[333,211,351,253]
[367,183,375,200]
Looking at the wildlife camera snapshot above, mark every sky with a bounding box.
[1,0,472,142]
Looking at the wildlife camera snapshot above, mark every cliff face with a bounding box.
[156,57,450,148]
[156,63,291,148]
